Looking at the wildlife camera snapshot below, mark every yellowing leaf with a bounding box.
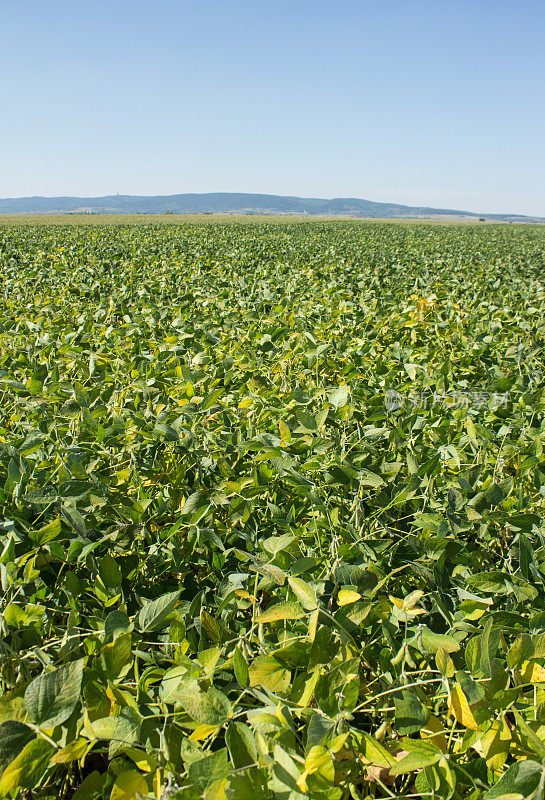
[390,591,426,618]
[153,768,162,799]
[204,778,228,800]
[123,747,158,772]
[448,683,480,730]
[50,737,89,764]
[29,517,62,545]
[338,589,362,606]
[472,718,511,770]
[189,723,220,741]
[198,646,221,676]
[435,647,455,678]
[404,363,417,380]
[0,688,27,723]
[421,714,449,753]
[248,655,290,692]
[297,745,334,793]
[521,660,545,684]
[308,608,319,642]
[294,668,321,708]
[235,589,255,601]
[83,715,117,740]
[255,601,305,624]
[0,739,53,794]
[403,590,425,609]
[355,731,397,769]
[466,417,478,444]
[288,576,317,610]
[278,419,291,442]
[110,770,148,800]
[328,733,349,753]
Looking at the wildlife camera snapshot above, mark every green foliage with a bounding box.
[0,219,544,798]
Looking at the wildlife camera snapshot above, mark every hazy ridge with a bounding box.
[0,192,542,222]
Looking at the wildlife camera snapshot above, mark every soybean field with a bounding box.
[1,219,545,799]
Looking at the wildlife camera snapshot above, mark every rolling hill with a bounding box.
[0,192,542,222]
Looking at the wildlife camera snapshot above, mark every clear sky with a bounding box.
[2,0,544,215]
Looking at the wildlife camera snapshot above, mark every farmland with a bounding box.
[0,219,545,799]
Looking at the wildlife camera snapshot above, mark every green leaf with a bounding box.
[108,707,141,758]
[24,487,58,505]
[138,591,180,631]
[478,617,500,677]
[484,760,543,799]
[296,410,318,431]
[72,770,106,800]
[356,732,397,768]
[394,690,430,735]
[24,658,84,728]
[0,721,35,774]
[28,517,62,545]
[270,744,305,797]
[415,757,456,799]
[226,768,269,800]
[58,480,94,500]
[4,603,45,630]
[234,646,249,688]
[513,710,545,759]
[226,722,257,768]
[188,748,229,790]
[18,433,45,456]
[5,458,22,493]
[182,490,209,516]
[104,610,131,642]
[389,741,442,775]
[61,505,87,537]
[101,632,132,680]
[176,683,231,725]
[417,627,461,655]
[332,562,377,593]
[328,385,348,410]
[358,469,385,488]
[201,388,224,410]
[485,483,504,507]
[99,555,122,588]
[519,533,536,580]
[25,370,46,395]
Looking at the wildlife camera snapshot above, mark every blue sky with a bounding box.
[2,0,544,215]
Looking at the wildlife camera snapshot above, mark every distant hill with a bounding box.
[0,192,542,222]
